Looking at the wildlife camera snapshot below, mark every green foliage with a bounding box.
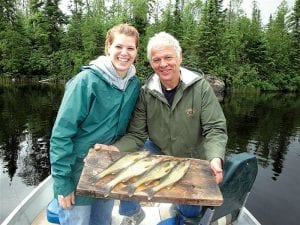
[198,0,225,72]
[0,0,299,91]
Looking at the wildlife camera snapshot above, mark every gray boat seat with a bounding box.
[211,152,258,223]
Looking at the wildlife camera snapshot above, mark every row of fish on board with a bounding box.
[89,151,190,200]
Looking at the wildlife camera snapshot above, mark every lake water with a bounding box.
[0,83,299,224]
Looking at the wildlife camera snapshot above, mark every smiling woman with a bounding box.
[48,23,141,225]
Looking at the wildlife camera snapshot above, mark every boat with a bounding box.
[2,152,261,225]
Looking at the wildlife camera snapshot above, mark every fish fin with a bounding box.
[99,184,112,197]
[127,185,137,197]
[144,188,155,200]
[144,180,155,185]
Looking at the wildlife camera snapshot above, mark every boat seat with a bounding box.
[47,198,60,224]
[211,152,258,223]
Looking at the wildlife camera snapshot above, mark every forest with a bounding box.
[1,0,299,91]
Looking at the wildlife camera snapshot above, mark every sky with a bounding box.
[223,0,295,24]
[60,0,296,25]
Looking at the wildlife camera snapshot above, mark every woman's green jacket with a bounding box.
[50,66,140,205]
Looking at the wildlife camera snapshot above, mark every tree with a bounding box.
[0,0,31,76]
[265,0,293,90]
[288,0,300,90]
[124,0,151,36]
[221,0,246,84]
[25,0,66,77]
[180,0,203,68]
[198,0,225,74]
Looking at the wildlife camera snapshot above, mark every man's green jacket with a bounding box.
[115,67,227,161]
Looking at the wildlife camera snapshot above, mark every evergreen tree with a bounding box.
[125,0,151,36]
[198,0,224,74]
[288,0,300,90]
[222,0,245,85]
[265,0,293,90]
[26,0,67,77]
[180,0,203,69]
[0,0,31,76]
[58,0,84,78]
[0,0,298,91]
[237,0,268,86]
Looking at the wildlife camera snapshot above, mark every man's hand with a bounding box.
[94,143,119,152]
[58,192,75,209]
[210,158,223,184]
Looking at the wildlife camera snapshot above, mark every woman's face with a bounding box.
[108,33,138,77]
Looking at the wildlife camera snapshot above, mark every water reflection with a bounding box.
[221,91,300,180]
[0,83,299,224]
[1,84,299,184]
[0,83,63,185]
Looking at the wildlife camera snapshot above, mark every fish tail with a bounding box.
[127,185,137,197]
[99,184,112,197]
[144,188,155,200]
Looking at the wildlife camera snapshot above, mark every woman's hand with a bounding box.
[58,192,75,209]
[94,143,119,152]
[210,158,223,184]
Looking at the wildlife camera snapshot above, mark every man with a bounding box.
[95,31,227,225]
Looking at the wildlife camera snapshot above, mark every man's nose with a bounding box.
[159,58,168,66]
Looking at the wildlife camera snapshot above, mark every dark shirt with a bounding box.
[162,84,178,106]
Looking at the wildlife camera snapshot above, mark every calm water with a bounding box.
[0,83,299,224]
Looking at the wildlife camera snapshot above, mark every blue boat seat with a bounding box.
[211,152,258,223]
[47,198,60,224]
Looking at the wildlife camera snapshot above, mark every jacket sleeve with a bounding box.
[199,80,228,162]
[114,89,148,152]
[50,74,90,197]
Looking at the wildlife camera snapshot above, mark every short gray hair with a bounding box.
[147,32,182,61]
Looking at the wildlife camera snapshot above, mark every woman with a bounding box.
[50,23,140,225]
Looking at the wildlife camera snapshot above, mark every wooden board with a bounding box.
[76,149,223,206]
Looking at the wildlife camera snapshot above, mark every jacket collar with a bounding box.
[146,67,202,93]
[88,56,136,90]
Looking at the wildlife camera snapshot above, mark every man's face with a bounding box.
[150,45,182,85]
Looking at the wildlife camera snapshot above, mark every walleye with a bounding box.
[143,160,190,200]
[127,160,179,197]
[90,151,150,184]
[99,156,161,197]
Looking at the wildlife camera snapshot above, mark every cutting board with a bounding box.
[76,149,223,206]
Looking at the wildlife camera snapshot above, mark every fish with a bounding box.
[99,156,161,197]
[90,150,150,184]
[127,160,179,197]
[143,159,190,200]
